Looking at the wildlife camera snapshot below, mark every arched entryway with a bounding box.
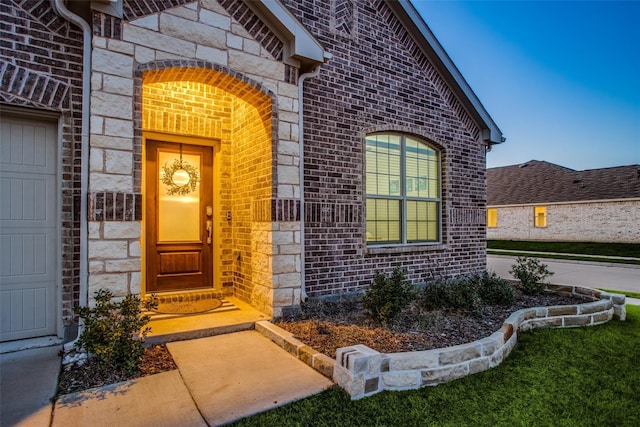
[139,64,275,309]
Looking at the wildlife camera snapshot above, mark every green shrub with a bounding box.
[477,271,516,306]
[363,267,415,326]
[509,256,554,295]
[74,289,157,375]
[421,272,516,315]
[421,276,483,315]
[419,279,449,310]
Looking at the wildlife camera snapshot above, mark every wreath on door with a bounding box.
[161,158,200,196]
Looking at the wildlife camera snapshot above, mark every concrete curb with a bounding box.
[255,321,336,379]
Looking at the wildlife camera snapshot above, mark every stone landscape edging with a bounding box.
[255,285,626,400]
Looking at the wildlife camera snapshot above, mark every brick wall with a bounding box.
[3,0,495,322]
[143,80,230,138]
[231,94,272,304]
[283,0,488,294]
[1,0,84,325]
[488,201,640,243]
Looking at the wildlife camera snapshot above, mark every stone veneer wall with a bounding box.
[89,0,303,315]
[1,0,84,325]
[487,200,640,243]
[282,0,489,297]
[255,285,626,400]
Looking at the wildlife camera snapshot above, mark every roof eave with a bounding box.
[387,0,504,146]
[245,0,331,71]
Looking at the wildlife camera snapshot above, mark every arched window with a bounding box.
[365,133,441,244]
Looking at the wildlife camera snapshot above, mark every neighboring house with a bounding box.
[487,160,640,243]
[1,0,503,343]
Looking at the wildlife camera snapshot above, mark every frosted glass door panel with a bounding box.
[157,151,200,242]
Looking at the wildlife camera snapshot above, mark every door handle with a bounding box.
[206,220,212,244]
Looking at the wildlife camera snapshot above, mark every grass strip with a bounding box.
[487,250,640,265]
[487,240,640,258]
[232,305,640,427]
[598,288,640,300]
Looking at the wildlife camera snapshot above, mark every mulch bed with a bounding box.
[274,290,586,359]
[57,345,177,396]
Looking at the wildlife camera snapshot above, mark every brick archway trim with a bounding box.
[132,59,278,193]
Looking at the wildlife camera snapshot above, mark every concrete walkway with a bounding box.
[1,331,332,427]
[50,330,332,427]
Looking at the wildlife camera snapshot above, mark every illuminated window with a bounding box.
[534,206,547,227]
[366,133,440,244]
[487,208,497,228]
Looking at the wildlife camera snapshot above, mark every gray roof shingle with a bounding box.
[487,160,640,205]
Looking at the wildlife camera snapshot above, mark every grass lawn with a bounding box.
[232,305,640,426]
[599,289,640,300]
[487,240,640,258]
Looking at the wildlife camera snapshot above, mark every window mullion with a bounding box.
[400,136,407,244]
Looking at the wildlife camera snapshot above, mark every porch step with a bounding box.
[144,320,256,347]
[144,297,271,346]
[146,298,239,321]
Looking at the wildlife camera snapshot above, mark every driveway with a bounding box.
[487,255,640,294]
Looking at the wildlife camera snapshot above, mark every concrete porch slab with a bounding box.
[167,330,334,426]
[52,370,206,427]
[145,297,270,345]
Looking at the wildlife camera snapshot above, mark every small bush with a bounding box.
[421,272,515,315]
[363,267,415,326]
[509,256,554,295]
[421,277,483,315]
[74,289,157,375]
[478,271,516,306]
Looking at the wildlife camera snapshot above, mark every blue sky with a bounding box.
[412,0,640,170]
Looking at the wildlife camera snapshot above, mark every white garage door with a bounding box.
[1,115,58,342]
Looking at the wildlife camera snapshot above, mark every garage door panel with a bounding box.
[1,175,54,224]
[0,120,54,173]
[1,285,51,340]
[0,115,58,341]
[0,232,53,279]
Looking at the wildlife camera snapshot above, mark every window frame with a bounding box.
[487,208,498,228]
[534,206,547,228]
[365,133,442,246]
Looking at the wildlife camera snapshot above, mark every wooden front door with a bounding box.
[145,140,213,292]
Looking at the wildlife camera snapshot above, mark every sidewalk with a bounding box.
[487,249,640,263]
[0,345,62,427]
[1,331,333,427]
[487,254,640,295]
